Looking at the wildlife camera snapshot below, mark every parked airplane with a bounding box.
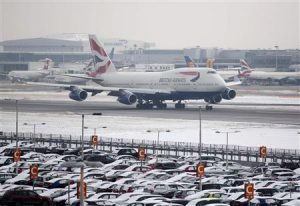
[28,35,241,110]
[184,56,253,82]
[8,58,51,83]
[53,60,94,85]
[245,70,300,85]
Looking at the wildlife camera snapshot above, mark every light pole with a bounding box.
[147,129,170,157]
[275,45,279,70]
[147,129,170,146]
[15,100,19,175]
[4,99,21,174]
[84,126,107,136]
[199,106,202,191]
[23,122,46,151]
[199,106,202,158]
[80,113,102,206]
[84,126,107,150]
[215,130,240,170]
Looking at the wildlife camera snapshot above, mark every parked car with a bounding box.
[116,148,139,158]
[148,161,181,170]
[0,156,13,167]
[0,189,52,206]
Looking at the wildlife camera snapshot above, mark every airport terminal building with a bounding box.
[0,33,299,74]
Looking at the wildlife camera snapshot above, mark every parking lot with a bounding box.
[0,140,299,206]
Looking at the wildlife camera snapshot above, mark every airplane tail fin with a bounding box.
[239,59,253,77]
[109,48,115,60]
[42,58,52,70]
[88,34,116,77]
[184,56,196,67]
[240,59,252,70]
[206,59,215,68]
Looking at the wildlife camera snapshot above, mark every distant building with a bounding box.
[0,34,299,74]
[0,33,155,53]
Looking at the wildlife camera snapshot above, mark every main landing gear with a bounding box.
[205,104,213,110]
[175,101,185,109]
[136,100,167,109]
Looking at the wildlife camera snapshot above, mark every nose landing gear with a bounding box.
[205,105,213,110]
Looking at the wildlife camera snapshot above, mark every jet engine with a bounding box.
[221,88,236,100]
[69,86,88,101]
[117,90,137,105]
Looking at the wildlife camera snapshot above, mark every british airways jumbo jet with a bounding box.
[29,35,240,110]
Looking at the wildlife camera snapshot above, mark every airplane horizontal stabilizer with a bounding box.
[225,76,242,86]
[63,74,104,81]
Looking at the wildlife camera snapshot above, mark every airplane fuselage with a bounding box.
[8,70,49,82]
[96,67,228,100]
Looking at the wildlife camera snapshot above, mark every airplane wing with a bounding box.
[62,74,104,81]
[26,82,171,95]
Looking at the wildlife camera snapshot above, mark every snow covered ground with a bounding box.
[1,111,299,150]
[0,88,299,150]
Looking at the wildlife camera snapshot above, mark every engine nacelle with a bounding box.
[221,88,236,100]
[69,87,88,101]
[117,90,137,105]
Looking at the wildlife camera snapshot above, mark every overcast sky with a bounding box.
[0,0,299,49]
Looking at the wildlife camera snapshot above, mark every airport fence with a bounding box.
[0,131,299,165]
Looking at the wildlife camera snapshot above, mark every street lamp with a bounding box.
[147,129,170,145]
[147,129,170,158]
[215,130,240,170]
[4,99,22,174]
[23,122,46,150]
[199,106,202,158]
[84,126,107,136]
[198,106,202,191]
[80,113,102,206]
[84,126,107,150]
[275,45,279,70]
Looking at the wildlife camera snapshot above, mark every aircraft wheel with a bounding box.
[206,105,213,110]
[163,103,167,109]
[175,103,185,109]
[146,104,153,109]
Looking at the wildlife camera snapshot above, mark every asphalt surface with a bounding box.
[0,82,299,125]
[1,99,299,126]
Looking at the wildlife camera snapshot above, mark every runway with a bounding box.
[1,99,299,126]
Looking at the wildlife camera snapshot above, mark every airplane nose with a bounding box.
[216,74,227,90]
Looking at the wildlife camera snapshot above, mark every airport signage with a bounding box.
[13,148,21,162]
[196,163,205,177]
[138,147,146,161]
[244,183,254,200]
[259,146,267,158]
[30,164,39,180]
[91,135,98,146]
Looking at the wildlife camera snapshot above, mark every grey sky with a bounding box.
[1,0,299,49]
